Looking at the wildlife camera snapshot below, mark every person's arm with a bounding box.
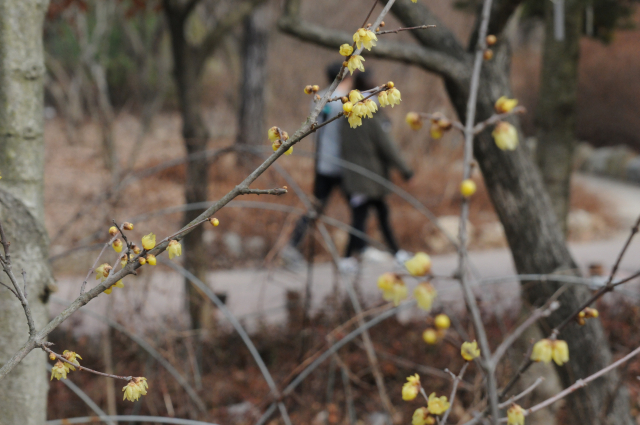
[370,116,413,180]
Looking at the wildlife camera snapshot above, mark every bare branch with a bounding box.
[498,377,544,409]
[0,280,17,297]
[375,24,436,35]
[42,345,132,382]
[440,363,470,424]
[239,187,288,196]
[473,106,527,134]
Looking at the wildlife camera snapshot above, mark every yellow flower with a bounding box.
[167,240,182,259]
[123,222,134,231]
[272,140,293,155]
[377,273,407,306]
[347,55,365,74]
[347,112,363,129]
[495,96,518,114]
[434,314,450,330]
[430,123,443,139]
[353,28,377,50]
[139,257,146,265]
[353,102,368,118]
[507,404,525,425]
[104,279,124,295]
[120,254,128,268]
[530,339,553,363]
[414,282,437,311]
[268,126,280,142]
[378,91,389,107]
[427,393,450,415]
[386,88,402,107]
[304,85,313,95]
[109,226,118,236]
[349,90,364,104]
[422,328,438,345]
[405,252,432,276]
[339,44,354,56]
[460,179,477,197]
[210,217,220,227]
[402,374,421,401]
[343,102,353,113]
[50,360,68,380]
[406,112,422,130]
[62,350,82,371]
[122,377,148,402]
[141,233,156,251]
[412,407,435,425]
[146,254,156,266]
[492,121,519,151]
[132,244,141,254]
[552,340,569,366]
[112,239,123,253]
[95,263,112,281]
[364,99,378,117]
[461,340,481,361]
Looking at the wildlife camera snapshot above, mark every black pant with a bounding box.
[345,198,399,257]
[290,174,342,248]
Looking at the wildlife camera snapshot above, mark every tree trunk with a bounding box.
[0,0,53,423]
[165,8,212,331]
[535,0,582,236]
[235,6,268,167]
[444,60,633,424]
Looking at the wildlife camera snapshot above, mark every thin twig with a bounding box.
[472,106,526,134]
[0,280,17,297]
[497,377,544,409]
[239,187,288,196]
[43,345,132,381]
[376,24,436,35]
[441,363,470,424]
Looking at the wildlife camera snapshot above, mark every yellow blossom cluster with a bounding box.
[50,350,83,380]
[461,340,481,361]
[507,404,525,425]
[377,273,407,306]
[123,377,149,402]
[378,85,402,108]
[530,338,569,366]
[343,89,379,128]
[353,28,377,50]
[267,126,293,155]
[492,121,518,150]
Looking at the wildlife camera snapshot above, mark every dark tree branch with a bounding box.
[278,16,469,82]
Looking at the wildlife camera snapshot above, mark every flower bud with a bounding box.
[312,85,319,92]
[486,34,497,46]
[343,102,353,114]
[460,179,477,197]
[339,44,354,57]
[434,314,450,330]
[461,340,481,361]
[49,352,56,361]
[304,85,313,95]
[494,96,518,114]
[422,328,438,345]
[146,254,156,266]
[138,257,146,265]
[492,121,519,151]
[112,239,123,253]
[405,112,422,130]
[341,96,349,104]
[210,218,220,227]
[380,21,385,27]
[109,226,118,236]
[405,252,432,276]
[507,404,525,425]
[386,81,394,89]
[123,222,134,231]
[132,244,141,255]
[483,49,494,60]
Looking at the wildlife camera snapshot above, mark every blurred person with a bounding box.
[339,72,413,272]
[280,61,353,267]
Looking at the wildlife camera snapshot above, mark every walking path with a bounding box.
[52,174,640,335]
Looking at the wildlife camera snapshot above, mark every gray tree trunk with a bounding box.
[235,6,268,166]
[535,0,582,236]
[0,0,54,423]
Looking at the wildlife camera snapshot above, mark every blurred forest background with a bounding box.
[5,0,640,423]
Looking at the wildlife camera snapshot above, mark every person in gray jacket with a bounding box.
[340,72,413,268]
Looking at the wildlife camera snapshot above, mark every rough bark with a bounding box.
[236,6,268,168]
[0,0,53,423]
[280,0,634,422]
[535,0,582,236]
[164,3,212,331]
